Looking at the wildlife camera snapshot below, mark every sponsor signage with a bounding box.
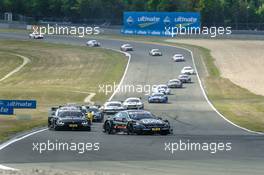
[0,100,37,109]
[0,105,14,115]
[122,12,200,36]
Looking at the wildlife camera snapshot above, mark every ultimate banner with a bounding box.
[121,12,200,36]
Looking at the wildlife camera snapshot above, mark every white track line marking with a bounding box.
[0,48,130,170]
[0,128,48,151]
[0,164,18,171]
[159,42,263,135]
[0,54,30,82]
[0,53,31,170]
[101,48,131,101]
[84,92,96,104]
[0,129,48,170]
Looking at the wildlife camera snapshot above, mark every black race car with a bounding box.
[48,105,91,131]
[103,110,172,135]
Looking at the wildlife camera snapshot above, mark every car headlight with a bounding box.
[57,120,64,125]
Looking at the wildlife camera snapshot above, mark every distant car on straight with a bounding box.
[148,92,168,103]
[103,110,172,135]
[172,54,185,62]
[29,33,44,39]
[167,79,183,88]
[181,66,195,75]
[123,97,144,109]
[120,44,133,51]
[178,74,192,83]
[86,40,101,47]
[149,49,162,56]
[100,101,125,114]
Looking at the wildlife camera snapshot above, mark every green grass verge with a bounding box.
[0,40,127,141]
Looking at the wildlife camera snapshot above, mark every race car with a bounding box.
[178,74,192,83]
[29,32,44,39]
[123,97,144,109]
[181,66,195,75]
[86,106,104,122]
[100,101,125,114]
[48,105,91,131]
[167,79,183,88]
[86,40,101,47]
[103,110,172,135]
[149,49,162,56]
[148,92,168,103]
[120,44,133,51]
[153,84,171,95]
[172,54,185,62]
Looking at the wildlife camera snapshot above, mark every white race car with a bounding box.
[172,54,185,62]
[123,97,144,109]
[29,33,44,39]
[120,44,133,51]
[153,84,171,95]
[149,49,162,56]
[167,79,183,88]
[86,40,101,47]
[181,66,195,75]
[100,101,125,114]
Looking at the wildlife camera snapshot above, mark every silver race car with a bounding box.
[101,101,125,114]
[123,97,144,109]
[149,49,162,56]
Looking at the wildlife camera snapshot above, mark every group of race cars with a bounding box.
[39,36,195,135]
[48,102,172,135]
[84,39,195,104]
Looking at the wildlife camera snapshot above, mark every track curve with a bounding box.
[0,33,263,174]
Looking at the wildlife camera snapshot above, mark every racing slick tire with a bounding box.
[127,123,135,135]
[104,121,114,134]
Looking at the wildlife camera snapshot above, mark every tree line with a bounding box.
[0,0,263,27]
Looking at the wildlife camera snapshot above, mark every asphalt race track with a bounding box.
[0,33,263,174]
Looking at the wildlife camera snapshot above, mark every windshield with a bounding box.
[128,112,154,120]
[159,86,167,89]
[170,80,178,83]
[153,93,163,97]
[127,99,140,103]
[58,111,83,118]
[107,103,121,107]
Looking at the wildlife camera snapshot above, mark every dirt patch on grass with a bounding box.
[166,39,264,96]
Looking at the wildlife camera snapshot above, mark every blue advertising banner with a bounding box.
[121,12,200,36]
[0,105,14,115]
[0,100,37,109]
